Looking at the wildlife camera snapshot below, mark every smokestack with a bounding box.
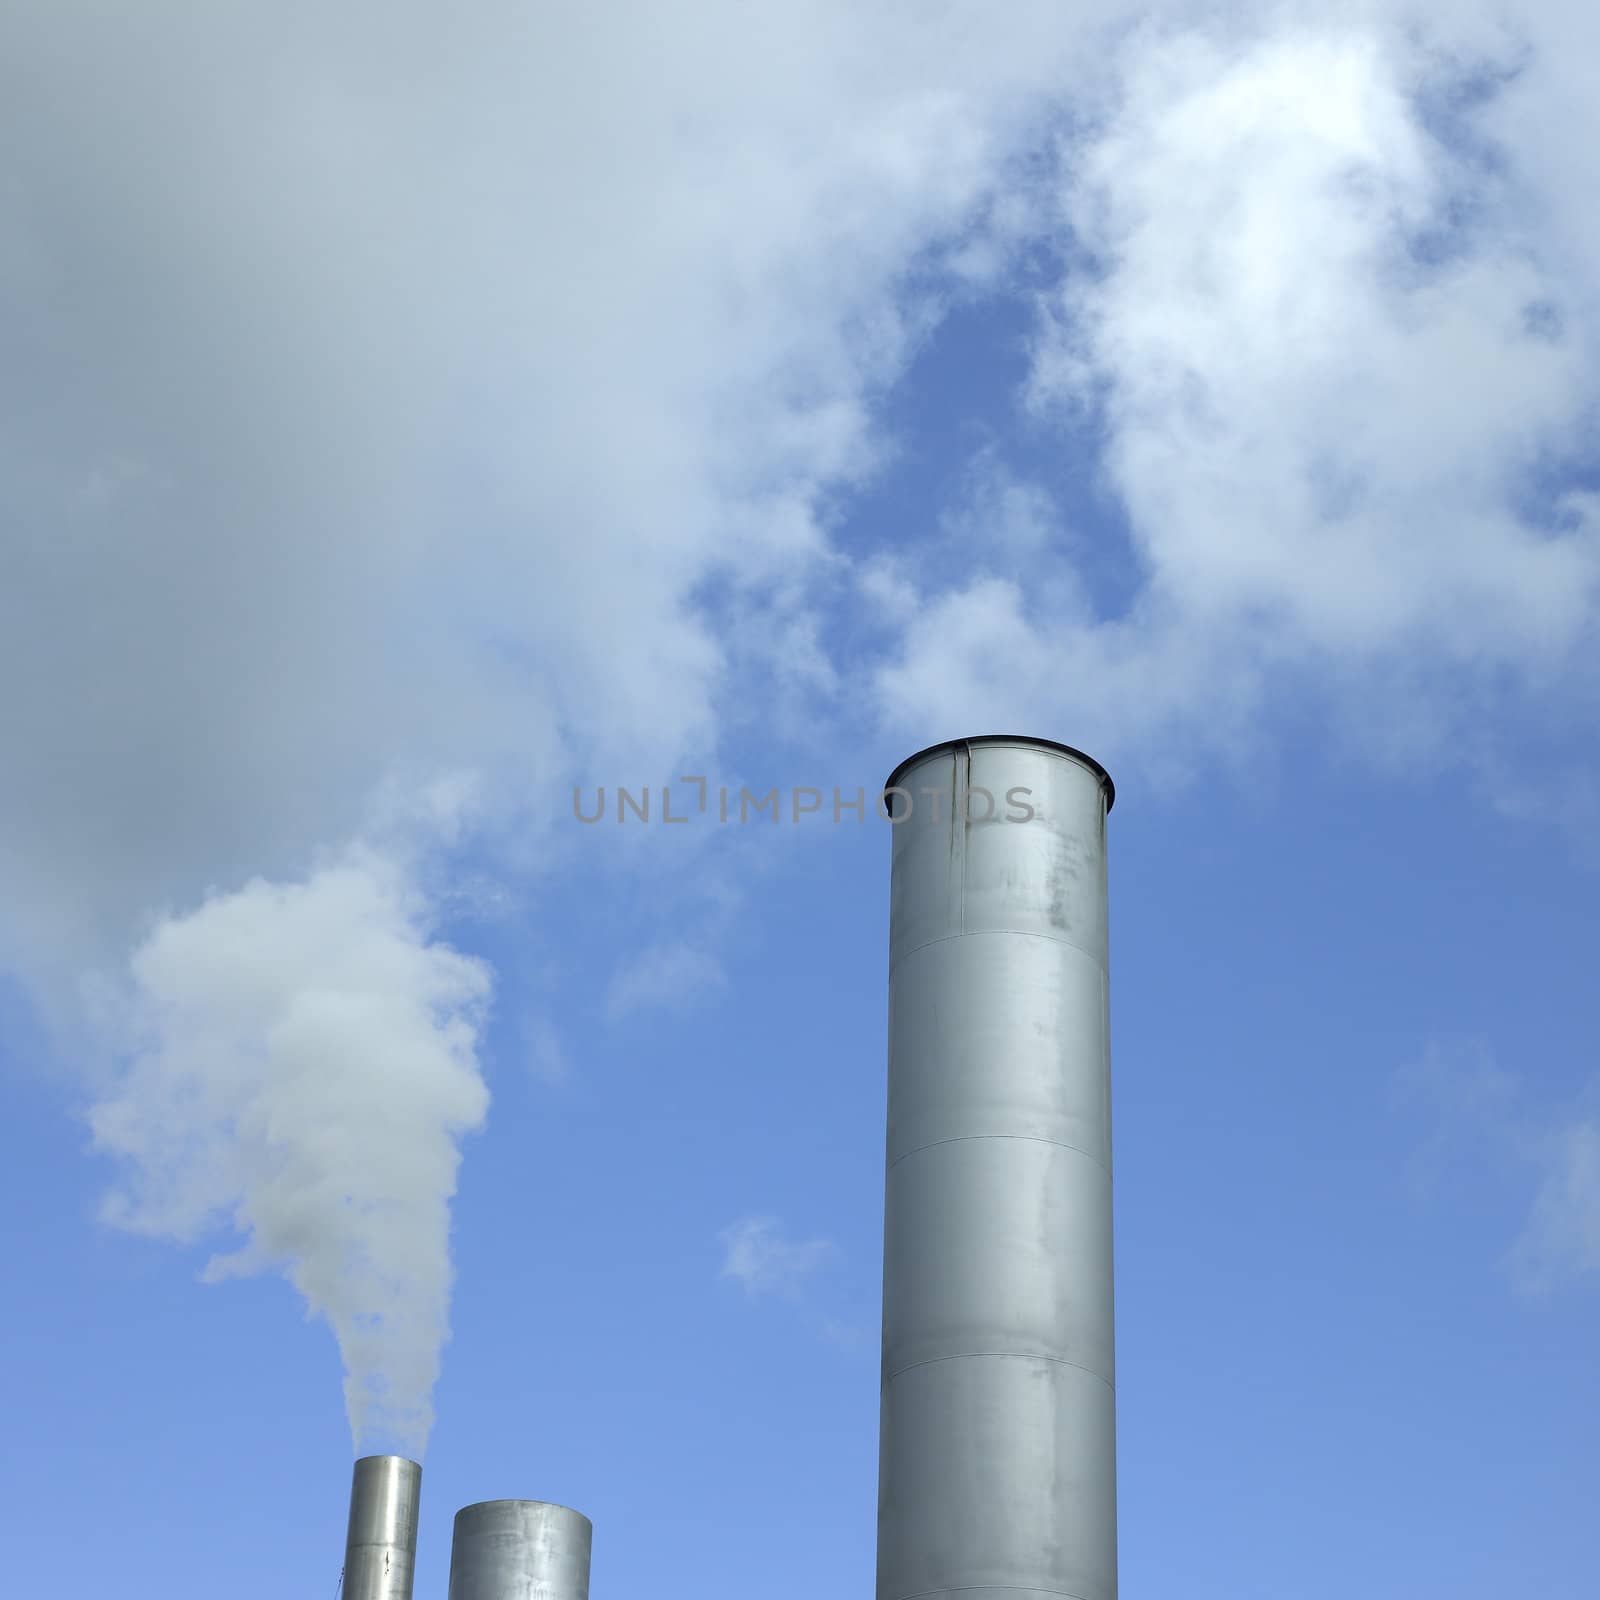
[876,737,1117,1600]
[342,1455,423,1600]
[447,1500,593,1600]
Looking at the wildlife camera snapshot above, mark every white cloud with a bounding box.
[527,1018,571,1086]
[719,1215,834,1301]
[1393,1036,1521,1196]
[872,11,1600,794]
[1511,1120,1600,1291]
[88,844,490,1457]
[941,451,1065,565]
[0,0,1146,986]
[1052,23,1593,650]
[1397,1037,1600,1296]
[8,3,1596,1020]
[606,944,727,1022]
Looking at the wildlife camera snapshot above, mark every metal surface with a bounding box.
[447,1500,593,1600]
[342,1455,423,1600]
[883,734,1115,812]
[876,737,1117,1600]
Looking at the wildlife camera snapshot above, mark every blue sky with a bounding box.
[2,4,1598,1597]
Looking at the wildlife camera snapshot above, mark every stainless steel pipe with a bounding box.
[447,1500,593,1600]
[876,736,1118,1600]
[342,1455,423,1600]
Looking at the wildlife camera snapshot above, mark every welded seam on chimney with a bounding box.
[888,926,1108,977]
[884,1351,1113,1391]
[886,1133,1110,1180]
[892,1583,1098,1599]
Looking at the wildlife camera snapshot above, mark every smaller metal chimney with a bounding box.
[447,1500,593,1600]
[341,1455,423,1600]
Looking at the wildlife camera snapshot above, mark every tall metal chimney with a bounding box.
[342,1455,423,1600]
[447,1499,593,1600]
[876,737,1117,1600]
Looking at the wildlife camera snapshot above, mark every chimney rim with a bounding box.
[452,1498,593,1531]
[884,735,1114,812]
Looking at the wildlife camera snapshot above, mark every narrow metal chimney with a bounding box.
[447,1500,593,1600]
[342,1455,423,1600]
[876,737,1118,1600]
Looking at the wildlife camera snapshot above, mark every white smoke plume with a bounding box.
[87,845,490,1457]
